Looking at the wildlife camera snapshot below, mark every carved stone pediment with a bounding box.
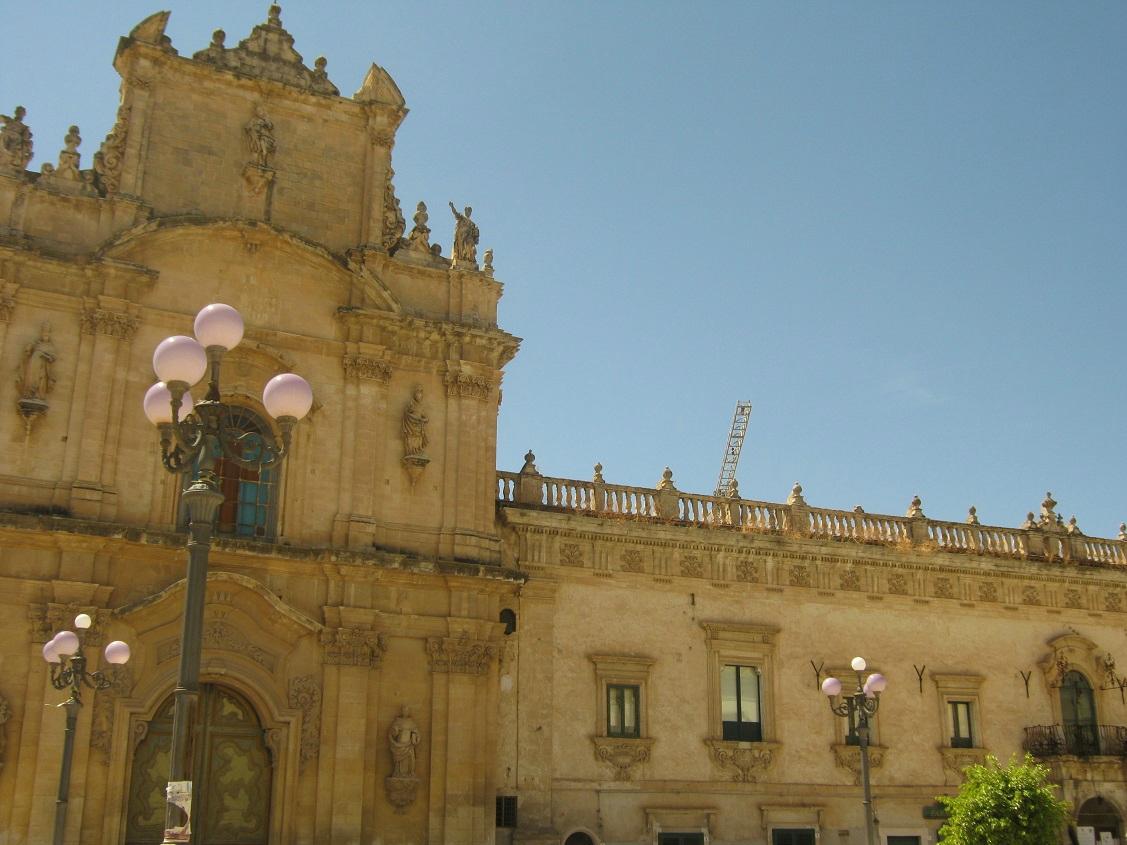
[939,746,988,785]
[705,739,779,783]
[592,736,654,781]
[191,6,339,96]
[832,743,887,785]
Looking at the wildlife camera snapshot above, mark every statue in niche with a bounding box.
[245,107,276,168]
[407,201,431,251]
[402,387,429,458]
[0,106,33,170]
[387,706,420,777]
[55,125,82,180]
[16,323,56,400]
[448,202,479,268]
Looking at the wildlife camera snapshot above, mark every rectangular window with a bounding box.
[495,795,517,827]
[721,664,762,741]
[607,684,640,738]
[772,830,816,845]
[950,701,973,748]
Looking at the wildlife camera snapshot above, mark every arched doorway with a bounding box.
[126,684,273,844]
[1077,796,1121,840]
[1060,671,1099,755]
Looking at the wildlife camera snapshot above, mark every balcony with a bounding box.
[1024,724,1127,758]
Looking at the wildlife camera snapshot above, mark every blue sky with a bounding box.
[3,1,1124,535]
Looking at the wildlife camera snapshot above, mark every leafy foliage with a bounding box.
[937,755,1070,845]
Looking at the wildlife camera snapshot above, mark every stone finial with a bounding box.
[313,56,329,84]
[52,125,82,180]
[593,463,604,483]
[1056,512,1065,527]
[725,478,740,499]
[657,467,676,491]
[519,450,538,475]
[786,482,806,506]
[853,505,865,513]
[1066,516,1083,536]
[1,106,33,171]
[1021,512,1037,530]
[1119,523,1126,541]
[966,505,979,525]
[483,248,494,275]
[267,3,283,27]
[906,495,925,519]
[212,29,226,48]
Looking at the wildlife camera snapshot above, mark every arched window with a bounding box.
[1060,670,1099,755]
[500,608,517,635]
[1077,796,1121,840]
[177,407,279,540]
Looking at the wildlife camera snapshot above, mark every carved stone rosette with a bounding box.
[426,634,496,675]
[592,736,654,781]
[384,775,419,813]
[832,743,887,786]
[320,628,386,667]
[939,746,988,786]
[287,675,322,771]
[705,739,779,783]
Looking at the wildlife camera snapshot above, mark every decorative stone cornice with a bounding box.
[592,736,654,781]
[832,743,887,785]
[706,739,779,783]
[426,633,496,675]
[80,308,138,340]
[319,628,386,667]
[342,354,391,383]
[939,746,988,785]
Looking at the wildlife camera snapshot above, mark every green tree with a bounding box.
[937,754,1070,845]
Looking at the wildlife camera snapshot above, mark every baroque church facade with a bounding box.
[0,8,1125,845]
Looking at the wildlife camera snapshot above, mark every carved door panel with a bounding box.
[126,685,272,845]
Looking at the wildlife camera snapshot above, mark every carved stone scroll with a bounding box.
[94,105,130,195]
[832,743,886,785]
[592,736,653,781]
[706,739,778,783]
[287,675,321,771]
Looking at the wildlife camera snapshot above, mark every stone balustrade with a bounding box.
[496,456,1127,567]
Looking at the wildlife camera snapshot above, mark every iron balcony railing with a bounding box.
[1023,724,1127,758]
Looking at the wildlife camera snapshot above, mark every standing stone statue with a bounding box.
[245,107,276,168]
[16,323,56,400]
[0,106,33,171]
[448,202,479,268]
[401,386,429,458]
[387,706,420,777]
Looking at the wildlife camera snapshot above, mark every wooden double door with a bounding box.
[126,684,273,845]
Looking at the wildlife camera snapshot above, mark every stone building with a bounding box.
[0,7,1125,845]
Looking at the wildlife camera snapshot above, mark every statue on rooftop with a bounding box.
[0,106,33,171]
[449,202,479,269]
[407,201,431,251]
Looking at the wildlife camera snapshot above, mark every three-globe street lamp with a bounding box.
[143,303,313,844]
[821,656,888,845]
[42,613,131,845]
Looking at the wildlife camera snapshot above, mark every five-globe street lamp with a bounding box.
[821,656,887,845]
[144,303,312,843]
[42,613,131,845]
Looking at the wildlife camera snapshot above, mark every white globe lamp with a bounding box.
[153,336,207,387]
[263,373,313,420]
[194,303,244,351]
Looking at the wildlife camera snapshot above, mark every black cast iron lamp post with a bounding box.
[821,656,887,845]
[42,613,131,845]
[143,303,312,844]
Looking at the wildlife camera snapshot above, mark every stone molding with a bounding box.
[342,354,392,383]
[592,736,654,781]
[320,628,386,667]
[157,619,278,671]
[287,674,322,771]
[705,739,779,782]
[426,633,496,675]
[80,308,139,340]
[939,746,988,785]
[832,743,887,785]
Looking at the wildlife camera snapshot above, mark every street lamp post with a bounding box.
[821,656,887,845]
[143,303,313,844]
[42,614,132,845]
